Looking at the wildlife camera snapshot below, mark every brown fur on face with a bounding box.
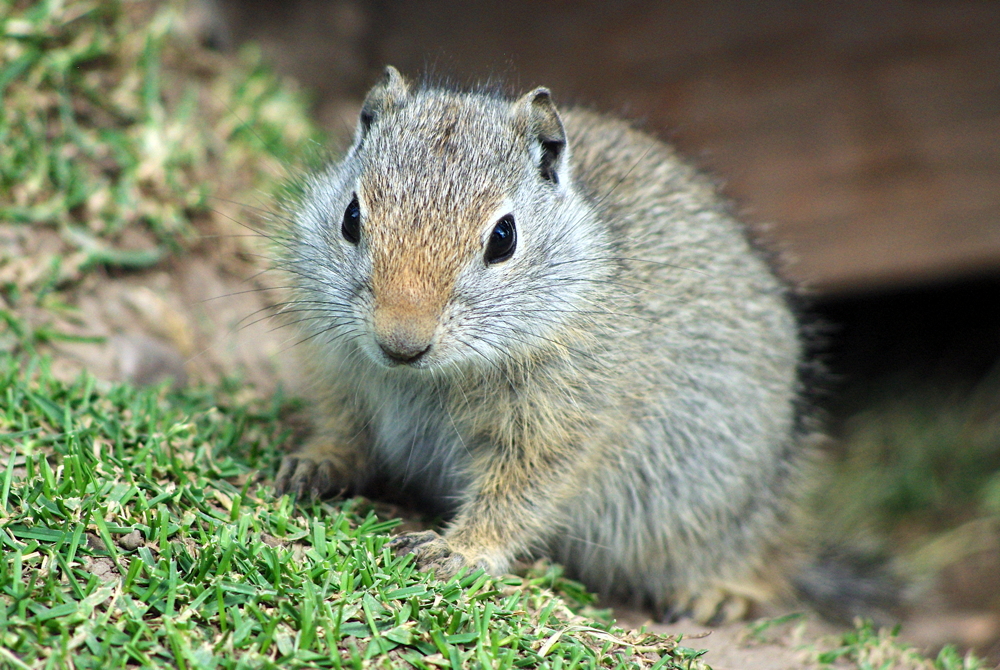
[360,182,499,359]
[356,101,513,360]
[371,258,447,359]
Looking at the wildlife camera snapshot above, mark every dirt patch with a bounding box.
[51,242,303,397]
[617,608,833,670]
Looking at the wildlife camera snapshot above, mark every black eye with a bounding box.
[341,194,361,244]
[485,214,516,264]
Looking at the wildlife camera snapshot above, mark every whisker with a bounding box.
[197,285,301,305]
[548,255,709,277]
[237,305,355,334]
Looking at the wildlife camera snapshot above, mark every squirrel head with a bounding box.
[293,67,611,373]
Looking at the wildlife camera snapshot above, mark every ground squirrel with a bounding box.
[274,66,816,623]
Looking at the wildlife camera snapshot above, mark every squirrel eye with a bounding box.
[341,194,361,244]
[484,214,516,265]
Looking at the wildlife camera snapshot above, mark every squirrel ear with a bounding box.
[513,87,567,185]
[357,66,409,140]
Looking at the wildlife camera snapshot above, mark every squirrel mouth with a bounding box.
[378,342,431,366]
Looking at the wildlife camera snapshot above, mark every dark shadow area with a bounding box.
[818,274,1000,416]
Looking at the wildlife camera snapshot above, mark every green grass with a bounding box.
[828,374,1000,528]
[816,621,983,670]
[0,356,696,669]
[806,373,1000,667]
[815,370,1000,587]
[745,614,984,670]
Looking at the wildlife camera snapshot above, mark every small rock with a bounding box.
[111,333,188,390]
[261,533,283,548]
[118,529,144,551]
[86,532,107,552]
[82,556,118,581]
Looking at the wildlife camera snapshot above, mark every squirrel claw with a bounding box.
[390,531,485,579]
[274,455,347,501]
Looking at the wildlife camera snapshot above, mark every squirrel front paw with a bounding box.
[389,531,491,580]
[274,455,351,501]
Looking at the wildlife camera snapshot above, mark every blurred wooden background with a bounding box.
[206,0,1000,295]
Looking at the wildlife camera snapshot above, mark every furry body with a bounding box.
[276,67,808,622]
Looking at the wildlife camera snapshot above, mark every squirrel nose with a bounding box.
[372,282,440,365]
[373,318,434,364]
[377,337,430,364]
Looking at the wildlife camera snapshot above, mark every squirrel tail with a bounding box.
[792,547,905,626]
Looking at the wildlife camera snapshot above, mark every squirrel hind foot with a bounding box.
[655,587,751,626]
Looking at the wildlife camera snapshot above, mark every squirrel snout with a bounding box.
[373,312,435,364]
[377,337,430,364]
